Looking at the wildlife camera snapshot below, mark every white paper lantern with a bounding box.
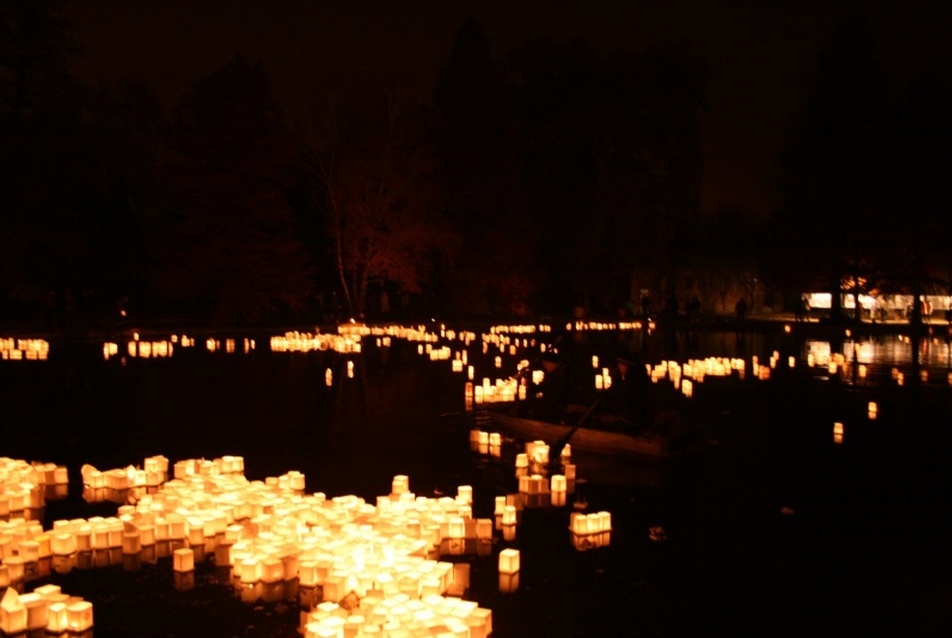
[498,548,520,574]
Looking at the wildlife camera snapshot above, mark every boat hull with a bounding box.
[487,407,669,459]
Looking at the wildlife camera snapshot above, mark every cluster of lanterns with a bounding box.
[471,430,612,559]
[1,454,508,638]
[0,459,88,634]
[0,458,68,518]
[567,320,646,332]
[102,334,247,360]
[270,331,361,354]
[0,585,93,635]
[0,338,49,361]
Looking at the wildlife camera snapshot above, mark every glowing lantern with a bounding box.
[833,422,844,444]
[121,531,141,555]
[19,593,47,631]
[325,368,333,386]
[1,589,28,635]
[46,602,69,633]
[66,600,94,632]
[173,548,194,572]
[498,548,520,574]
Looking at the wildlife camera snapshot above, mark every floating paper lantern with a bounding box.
[0,589,27,635]
[527,441,549,465]
[391,475,410,495]
[498,548,520,574]
[66,600,93,632]
[19,593,47,631]
[173,547,194,572]
[833,422,844,444]
[46,602,68,633]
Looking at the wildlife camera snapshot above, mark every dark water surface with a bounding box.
[2,324,952,636]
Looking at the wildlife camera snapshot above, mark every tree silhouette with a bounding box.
[879,76,952,322]
[776,15,889,322]
[431,17,535,317]
[301,86,458,318]
[504,36,707,314]
[157,54,312,324]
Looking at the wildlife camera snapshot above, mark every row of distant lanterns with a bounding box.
[6,325,952,390]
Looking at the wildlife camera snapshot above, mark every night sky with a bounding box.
[65,0,950,216]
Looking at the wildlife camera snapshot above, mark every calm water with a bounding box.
[2,323,951,636]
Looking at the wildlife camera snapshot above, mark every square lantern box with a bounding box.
[19,592,47,631]
[66,600,94,632]
[173,547,194,572]
[0,596,27,635]
[260,556,284,584]
[121,531,142,555]
[46,601,69,633]
[467,607,493,638]
[497,548,520,574]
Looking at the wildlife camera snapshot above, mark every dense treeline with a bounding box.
[0,5,949,330]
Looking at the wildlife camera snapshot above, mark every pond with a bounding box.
[1,321,950,636]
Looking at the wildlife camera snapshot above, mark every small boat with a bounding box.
[484,403,670,460]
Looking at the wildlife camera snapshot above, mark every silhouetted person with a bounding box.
[524,351,571,423]
[686,295,701,321]
[665,294,680,320]
[593,351,649,429]
[641,293,651,318]
[735,297,748,321]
